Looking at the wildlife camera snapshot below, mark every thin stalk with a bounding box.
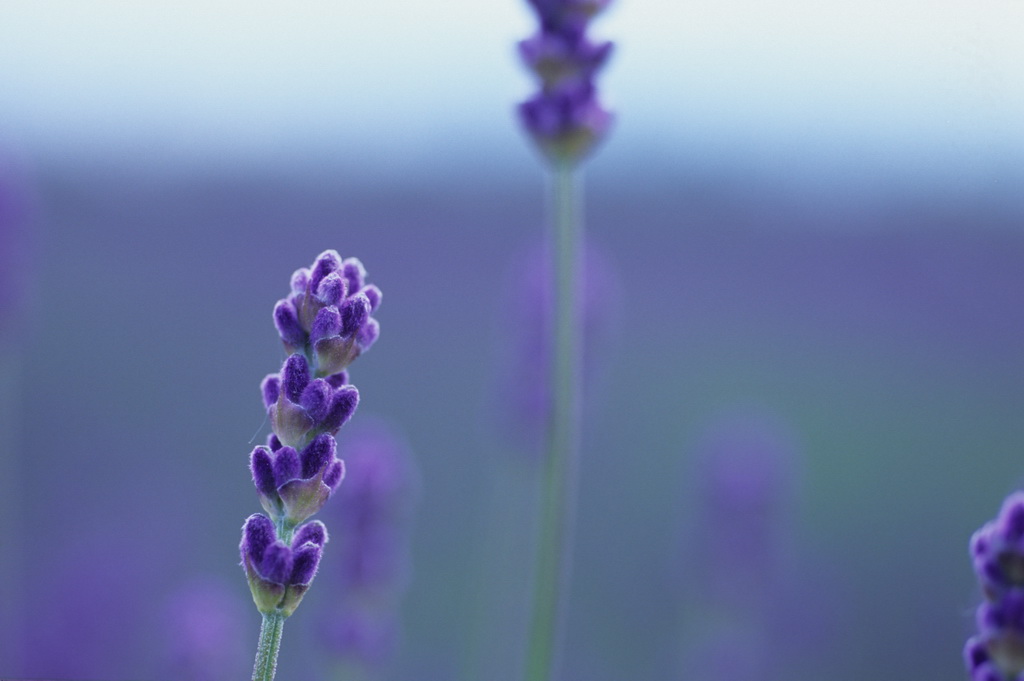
[524,163,583,681]
[252,612,286,681]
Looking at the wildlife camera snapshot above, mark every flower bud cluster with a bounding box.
[518,0,614,165]
[241,250,382,619]
[273,249,381,374]
[241,515,329,616]
[966,492,1024,681]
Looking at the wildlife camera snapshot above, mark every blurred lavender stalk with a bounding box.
[679,410,799,681]
[462,240,619,681]
[515,2,615,680]
[164,578,248,681]
[0,161,30,673]
[319,419,418,681]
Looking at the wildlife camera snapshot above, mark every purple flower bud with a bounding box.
[323,386,360,433]
[241,514,276,566]
[290,267,310,294]
[301,379,332,423]
[301,433,337,479]
[260,543,295,585]
[273,300,306,349]
[309,250,343,294]
[290,543,323,585]
[341,293,371,337]
[362,284,383,312]
[341,257,367,293]
[325,371,350,388]
[316,272,348,307]
[323,459,346,490]
[250,447,277,497]
[260,374,281,411]
[281,354,310,403]
[272,447,301,487]
[267,434,283,451]
[311,306,343,343]
[357,318,380,352]
[293,520,329,548]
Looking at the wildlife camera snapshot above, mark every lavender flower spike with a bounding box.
[273,250,382,374]
[965,492,1024,681]
[518,0,614,165]
[242,251,383,681]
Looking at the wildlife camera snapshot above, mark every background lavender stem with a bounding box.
[524,164,583,681]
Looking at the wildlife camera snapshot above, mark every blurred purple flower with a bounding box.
[320,419,418,670]
[495,240,619,457]
[517,0,614,164]
[680,409,800,680]
[966,492,1024,681]
[164,578,248,681]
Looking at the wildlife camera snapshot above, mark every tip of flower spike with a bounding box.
[309,250,343,293]
[316,272,348,307]
[292,520,329,549]
[251,447,277,497]
[281,354,311,403]
[341,258,367,293]
[273,300,306,348]
[261,374,281,411]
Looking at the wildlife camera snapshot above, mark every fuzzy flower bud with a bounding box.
[966,492,1024,680]
[271,250,382,372]
[240,515,328,616]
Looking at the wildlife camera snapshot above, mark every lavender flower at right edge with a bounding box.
[965,492,1024,681]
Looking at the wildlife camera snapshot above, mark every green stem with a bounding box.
[252,612,286,681]
[524,163,583,681]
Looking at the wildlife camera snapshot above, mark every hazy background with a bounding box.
[1,1,1023,680]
